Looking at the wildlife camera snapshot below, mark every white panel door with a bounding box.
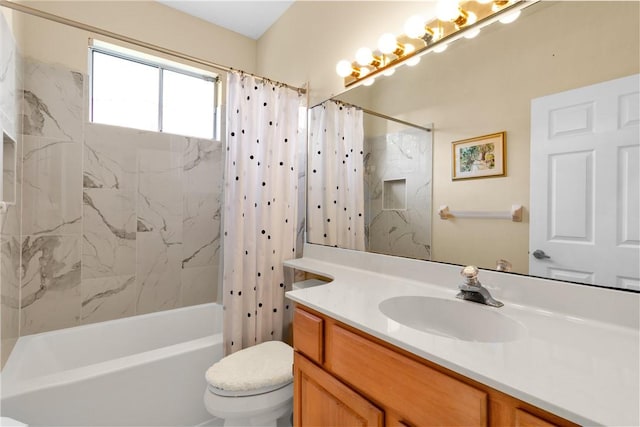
[530,74,640,290]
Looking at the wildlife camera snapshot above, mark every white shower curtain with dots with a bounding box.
[308,101,365,250]
[223,72,303,355]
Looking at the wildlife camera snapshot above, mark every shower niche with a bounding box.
[382,178,407,211]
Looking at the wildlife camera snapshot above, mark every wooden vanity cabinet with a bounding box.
[292,305,578,427]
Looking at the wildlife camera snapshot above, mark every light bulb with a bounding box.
[436,0,461,22]
[407,56,421,66]
[403,43,420,66]
[464,28,481,39]
[336,60,354,77]
[466,11,478,25]
[499,10,521,24]
[404,15,426,38]
[383,68,395,77]
[359,67,370,78]
[476,0,492,3]
[433,43,448,53]
[355,47,374,66]
[363,77,375,86]
[378,33,398,54]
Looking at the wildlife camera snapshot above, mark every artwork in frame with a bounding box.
[452,131,506,180]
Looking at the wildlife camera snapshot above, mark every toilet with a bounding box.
[204,340,294,427]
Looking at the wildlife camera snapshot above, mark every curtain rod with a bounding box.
[0,0,306,94]
[320,99,432,133]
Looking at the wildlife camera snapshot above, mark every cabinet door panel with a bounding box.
[294,352,383,427]
[326,323,488,426]
[515,409,558,427]
[293,307,324,364]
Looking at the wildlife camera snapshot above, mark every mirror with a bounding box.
[307,1,640,291]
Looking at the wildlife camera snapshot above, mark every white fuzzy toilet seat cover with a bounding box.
[205,341,293,392]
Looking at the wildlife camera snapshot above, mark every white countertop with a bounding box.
[285,245,640,427]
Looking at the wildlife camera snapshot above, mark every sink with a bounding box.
[379,296,526,343]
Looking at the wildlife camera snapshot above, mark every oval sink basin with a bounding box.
[379,296,526,343]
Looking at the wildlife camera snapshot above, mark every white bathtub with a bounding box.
[1,303,223,426]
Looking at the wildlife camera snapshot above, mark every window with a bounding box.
[90,41,219,139]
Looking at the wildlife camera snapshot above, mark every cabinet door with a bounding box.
[294,352,384,427]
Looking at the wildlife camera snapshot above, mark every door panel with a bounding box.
[530,74,640,290]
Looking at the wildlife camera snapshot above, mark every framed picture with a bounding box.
[452,131,506,180]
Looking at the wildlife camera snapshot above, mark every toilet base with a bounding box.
[220,407,292,427]
[204,383,293,427]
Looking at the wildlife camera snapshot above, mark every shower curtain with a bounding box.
[308,101,365,250]
[222,72,303,354]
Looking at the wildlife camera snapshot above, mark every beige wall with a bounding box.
[261,1,639,274]
[11,0,256,74]
[257,1,437,105]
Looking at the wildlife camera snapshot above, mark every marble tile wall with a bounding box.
[364,128,433,261]
[8,56,223,339]
[0,12,22,369]
[19,58,84,335]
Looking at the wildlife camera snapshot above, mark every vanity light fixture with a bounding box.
[336,0,538,88]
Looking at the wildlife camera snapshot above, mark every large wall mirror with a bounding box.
[307,1,640,292]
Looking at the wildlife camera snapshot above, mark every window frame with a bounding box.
[89,44,220,139]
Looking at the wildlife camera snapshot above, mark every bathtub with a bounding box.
[1,303,223,426]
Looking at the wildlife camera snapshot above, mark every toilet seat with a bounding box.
[207,379,292,397]
[205,340,294,395]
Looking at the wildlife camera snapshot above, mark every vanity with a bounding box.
[285,244,640,426]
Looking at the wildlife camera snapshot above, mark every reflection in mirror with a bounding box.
[308,100,432,261]
[307,1,640,292]
[363,114,432,260]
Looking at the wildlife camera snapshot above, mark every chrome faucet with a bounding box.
[456,266,503,308]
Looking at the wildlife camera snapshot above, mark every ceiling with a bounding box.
[156,1,295,40]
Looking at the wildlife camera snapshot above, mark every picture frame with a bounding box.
[452,131,506,180]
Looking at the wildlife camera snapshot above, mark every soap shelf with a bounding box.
[438,204,523,222]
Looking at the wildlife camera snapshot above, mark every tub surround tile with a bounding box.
[21,135,82,236]
[1,236,21,367]
[83,124,139,190]
[136,230,182,314]
[364,129,432,260]
[137,147,183,237]
[1,15,22,367]
[4,57,223,337]
[182,137,222,269]
[20,235,81,334]
[0,16,18,141]
[181,265,218,307]
[21,58,83,142]
[81,274,136,324]
[182,195,220,269]
[82,189,136,279]
[1,133,23,238]
[182,137,222,193]
[1,237,21,307]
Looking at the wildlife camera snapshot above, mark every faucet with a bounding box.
[456,266,503,308]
